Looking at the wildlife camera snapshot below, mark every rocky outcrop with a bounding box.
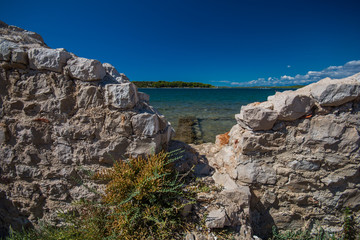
[203,73,360,239]
[0,21,173,235]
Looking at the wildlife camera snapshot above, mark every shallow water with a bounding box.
[140,88,287,142]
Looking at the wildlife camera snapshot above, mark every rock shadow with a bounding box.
[0,191,32,239]
[250,189,276,239]
[167,140,214,177]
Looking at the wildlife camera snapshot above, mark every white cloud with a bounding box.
[280,75,294,80]
[234,60,360,86]
[287,65,291,68]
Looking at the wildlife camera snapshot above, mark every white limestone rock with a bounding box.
[212,172,239,190]
[0,40,18,61]
[310,76,360,106]
[67,57,106,81]
[212,146,238,178]
[0,21,174,232]
[131,113,160,137]
[307,116,346,144]
[218,187,251,226]
[236,162,276,185]
[127,136,161,158]
[76,85,104,109]
[28,47,71,72]
[321,165,359,186]
[161,125,175,145]
[102,63,129,83]
[105,83,139,109]
[270,91,315,121]
[236,103,278,131]
[206,208,231,229]
[22,30,44,44]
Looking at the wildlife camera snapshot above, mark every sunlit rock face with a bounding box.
[0,20,174,236]
[202,73,360,239]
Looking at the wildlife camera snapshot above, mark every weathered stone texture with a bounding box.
[67,57,106,81]
[235,103,278,131]
[0,21,174,235]
[105,83,139,109]
[204,73,360,239]
[28,48,71,72]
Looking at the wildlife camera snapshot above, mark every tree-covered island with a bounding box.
[133,81,305,89]
[133,81,214,88]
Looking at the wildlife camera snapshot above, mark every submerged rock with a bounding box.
[174,116,203,144]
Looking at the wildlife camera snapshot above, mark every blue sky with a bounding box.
[2,0,360,86]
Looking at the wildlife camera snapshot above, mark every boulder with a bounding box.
[218,187,251,227]
[28,48,71,72]
[270,91,314,121]
[67,57,106,81]
[105,83,139,109]
[127,137,161,157]
[76,85,104,109]
[102,63,129,83]
[206,208,231,229]
[236,162,276,185]
[131,112,160,137]
[321,165,359,186]
[0,40,18,61]
[310,78,360,106]
[307,116,346,144]
[235,104,278,131]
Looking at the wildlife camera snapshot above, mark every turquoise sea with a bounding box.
[139,88,287,143]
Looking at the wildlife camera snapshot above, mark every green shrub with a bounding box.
[6,150,192,240]
[342,208,358,240]
[94,149,191,239]
[270,226,313,240]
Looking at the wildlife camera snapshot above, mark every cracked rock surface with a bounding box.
[0,20,174,236]
[192,73,360,239]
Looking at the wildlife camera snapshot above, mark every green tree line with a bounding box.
[133,81,214,88]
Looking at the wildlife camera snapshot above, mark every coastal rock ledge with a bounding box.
[194,72,360,239]
[0,21,173,237]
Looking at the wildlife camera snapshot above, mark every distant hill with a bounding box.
[133,81,214,88]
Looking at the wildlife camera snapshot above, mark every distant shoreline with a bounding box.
[134,81,305,89]
[216,85,305,89]
[138,86,304,89]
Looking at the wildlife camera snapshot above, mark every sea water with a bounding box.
[139,88,286,143]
